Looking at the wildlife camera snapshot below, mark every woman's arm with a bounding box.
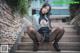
[32,14,41,29]
[49,19,53,29]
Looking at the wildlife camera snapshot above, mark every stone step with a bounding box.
[16,22,79,52]
[16,51,80,53]
[23,32,78,38]
[51,23,75,29]
[22,33,80,38]
[51,21,75,28]
[17,42,80,51]
[48,25,76,33]
[21,35,80,42]
[51,23,74,27]
[59,28,76,33]
[64,32,77,35]
[22,33,78,42]
[60,36,80,42]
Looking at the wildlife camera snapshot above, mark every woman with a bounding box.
[24,3,65,51]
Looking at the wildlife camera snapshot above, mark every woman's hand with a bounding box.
[40,19,48,27]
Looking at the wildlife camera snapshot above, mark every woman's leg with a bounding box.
[49,27,61,41]
[54,27,65,42]
[26,26,42,51]
[49,27,65,51]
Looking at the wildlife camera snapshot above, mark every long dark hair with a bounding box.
[39,3,51,24]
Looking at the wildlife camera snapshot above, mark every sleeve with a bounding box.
[48,19,53,29]
[48,15,53,29]
[32,15,37,26]
[32,14,41,30]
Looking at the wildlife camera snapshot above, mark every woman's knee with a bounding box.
[27,26,35,32]
[60,27,65,32]
[55,27,65,33]
[57,27,65,32]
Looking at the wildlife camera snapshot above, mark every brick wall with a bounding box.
[0,0,23,52]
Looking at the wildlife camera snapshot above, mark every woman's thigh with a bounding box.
[35,31,44,42]
[27,26,44,42]
[49,27,60,42]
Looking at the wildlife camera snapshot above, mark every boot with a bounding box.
[53,42,61,51]
[33,42,39,51]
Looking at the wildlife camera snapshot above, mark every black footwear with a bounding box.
[33,42,39,51]
[53,42,61,51]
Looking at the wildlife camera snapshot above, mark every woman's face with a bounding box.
[41,6,50,14]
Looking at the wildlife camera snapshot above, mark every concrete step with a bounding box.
[51,23,76,32]
[64,32,77,35]
[64,28,76,32]
[16,23,79,53]
[50,22,77,33]
[65,28,76,33]
[49,24,76,33]
[17,42,80,51]
[22,32,78,38]
[51,22,74,26]
[16,51,80,53]
[21,35,80,42]
[51,23,74,28]
[22,33,80,38]
[22,32,80,38]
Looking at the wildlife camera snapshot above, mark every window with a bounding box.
[48,0,69,8]
[31,0,70,15]
[48,0,70,15]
